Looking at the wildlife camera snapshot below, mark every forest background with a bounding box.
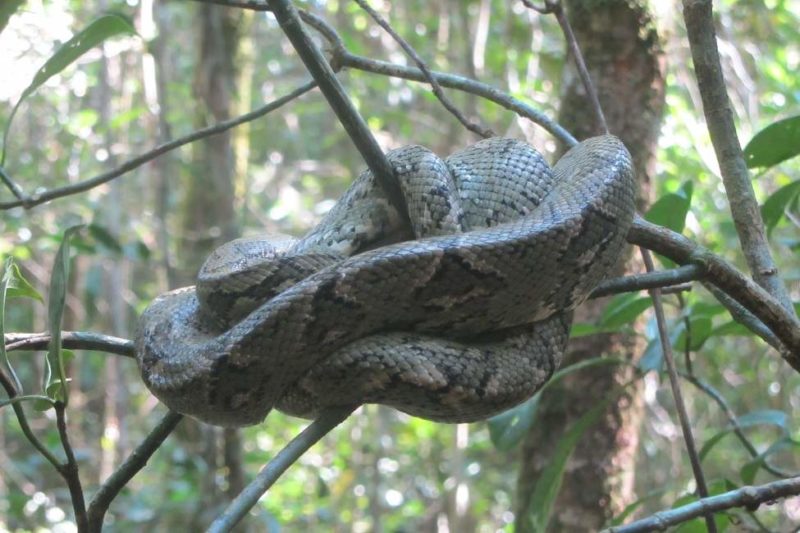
[1,0,800,531]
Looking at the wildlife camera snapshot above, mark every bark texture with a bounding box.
[515,2,665,531]
[173,5,247,529]
[178,4,241,282]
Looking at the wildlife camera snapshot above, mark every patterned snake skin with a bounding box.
[135,135,635,427]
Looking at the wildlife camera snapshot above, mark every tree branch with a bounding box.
[4,331,134,357]
[0,81,317,210]
[87,411,183,531]
[523,0,607,133]
[628,216,800,368]
[298,10,577,146]
[0,362,62,469]
[682,373,798,479]
[589,264,703,299]
[681,0,794,315]
[208,405,355,532]
[55,403,88,532]
[354,0,494,138]
[0,165,25,200]
[605,476,800,533]
[266,0,410,225]
[641,249,716,533]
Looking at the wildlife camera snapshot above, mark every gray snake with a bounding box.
[135,135,635,427]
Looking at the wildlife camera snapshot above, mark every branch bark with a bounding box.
[682,0,795,315]
[628,216,800,367]
[605,476,800,533]
[87,411,183,531]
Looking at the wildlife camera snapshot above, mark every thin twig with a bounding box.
[0,81,317,210]
[0,363,62,468]
[208,405,355,532]
[682,373,798,479]
[523,0,608,133]
[641,248,716,533]
[190,0,270,9]
[628,216,800,365]
[702,283,782,350]
[682,0,793,315]
[0,165,25,201]
[676,292,694,374]
[662,283,693,295]
[266,0,410,225]
[87,411,183,531]
[5,331,134,357]
[354,0,494,138]
[298,9,576,146]
[55,403,88,532]
[590,264,703,299]
[604,475,800,533]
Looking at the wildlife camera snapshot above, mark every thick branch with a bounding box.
[628,216,800,368]
[267,0,409,223]
[605,476,800,533]
[681,0,794,314]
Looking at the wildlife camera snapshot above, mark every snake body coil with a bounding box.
[136,135,635,427]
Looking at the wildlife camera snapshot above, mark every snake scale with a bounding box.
[135,135,635,427]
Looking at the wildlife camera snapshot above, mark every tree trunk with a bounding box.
[172,4,244,529]
[178,5,240,281]
[515,2,665,531]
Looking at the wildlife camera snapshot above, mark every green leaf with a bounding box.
[3,260,43,303]
[1,14,137,164]
[639,337,665,373]
[489,358,626,451]
[1,257,25,392]
[737,409,788,430]
[608,488,670,526]
[0,394,56,410]
[45,226,84,406]
[600,293,652,329]
[124,240,152,260]
[700,409,789,462]
[0,0,25,36]
[674,315,713,352]
[88,223,123,254]
[739,437,798,484]
[744,115,800,168]
[710,320,753,338]
[46,374,73,403]
[488,396,540,451]
[645,181,693,233]
[525,392,619,531]
[761,180,800,236]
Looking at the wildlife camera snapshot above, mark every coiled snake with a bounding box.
[135,135,635,427]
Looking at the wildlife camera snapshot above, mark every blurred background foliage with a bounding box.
[0,0,799,531]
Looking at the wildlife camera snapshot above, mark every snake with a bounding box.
[135,135,635,427]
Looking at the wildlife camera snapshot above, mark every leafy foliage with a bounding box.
[744,115,800,169]
[1,14,136,164]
